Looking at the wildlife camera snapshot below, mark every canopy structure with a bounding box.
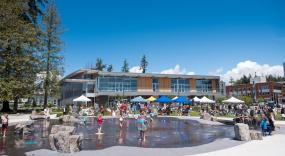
[73,95,91,103]
[193,96,201,102]
[172,96,178,100]
[222,97,245,104]
[199,96,215,104]
[146,96,156,102]
[173,96,192,103]
[155,96,172,103]
[130,96,148,103]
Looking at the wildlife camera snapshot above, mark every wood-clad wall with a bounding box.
[212,79,217,93]
[137,77,152,92]
[189,79,196,93]
[158,78,171,92]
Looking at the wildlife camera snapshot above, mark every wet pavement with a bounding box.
[0,117,234,156]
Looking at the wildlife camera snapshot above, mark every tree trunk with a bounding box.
[1,100,12,112]
[43,38,51,109]
[13,97,19,113]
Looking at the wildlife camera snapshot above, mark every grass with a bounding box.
[189,111,200,117]
[215,113,236,118]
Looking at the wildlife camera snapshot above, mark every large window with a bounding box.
[152,78,159,92]
[98,76,137,92]
[171,79,190,93]
[196,80,212,93]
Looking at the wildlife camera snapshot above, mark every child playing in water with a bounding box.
[137,111,147,141]
[1,114,8,137]
[97,114,104,133]
[119,115,124,128]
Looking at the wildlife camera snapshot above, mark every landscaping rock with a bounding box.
[49,125,82,153]
[30,115,46,120]
[69,135,82,152]
[14,122,35,134]
[49,131,71,153]
[234,123,251,141]
[250,130,263,140]
[50,125,75,134]
[60,115,80,123]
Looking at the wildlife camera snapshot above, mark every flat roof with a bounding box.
[63,68,220,80]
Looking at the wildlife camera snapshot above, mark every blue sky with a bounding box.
[56,0,285,79]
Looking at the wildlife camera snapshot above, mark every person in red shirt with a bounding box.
[97,114,104,133]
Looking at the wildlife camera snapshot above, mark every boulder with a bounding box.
[250,130,263,140]
[14,122,35,134]
[200,112,212,121]
[50,125,75,134]
[49,131,71,153]
[32,110,37,116]
[59,115,80,123]
[234,123,251,141]
[30,115,46,120]
[49,125,82,153]
[69,135,82,152]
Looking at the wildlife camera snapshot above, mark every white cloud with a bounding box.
[221,60,283,83]
[160,64,195,75]
[209,67,224,76]
[130,66,143,73]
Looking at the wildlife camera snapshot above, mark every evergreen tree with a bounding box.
[42,0,64,108]
[140,54,148,73]
[121,59,129,72]
[95,58,106,71]
[107,64,113,72]
[229,77,234,86]
[0,0,43,112]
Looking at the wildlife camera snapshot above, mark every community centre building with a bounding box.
[60,69,221,106]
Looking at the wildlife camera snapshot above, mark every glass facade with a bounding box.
[98,76,137,92]
[171,79,190,93]
[196,80,212,93]
[152,78,159,92]
[83,82,95,93]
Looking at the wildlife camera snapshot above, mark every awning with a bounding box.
[73,95,91,102]
[222,97,245,104]
[155,96,172,103]
[172,96,178,100]
[130,96,148,103]
[193,96,201,102]
[146,96,156,102]
[173,96,192,103]
[199,96,215,104]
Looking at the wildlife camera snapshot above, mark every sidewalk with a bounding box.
[188,134,285,156]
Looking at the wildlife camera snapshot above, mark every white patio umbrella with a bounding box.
[193,96,201,103]
[73,95,91,104]
[199,96,215,104]
[222,97,245,104]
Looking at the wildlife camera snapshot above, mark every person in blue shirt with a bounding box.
[137,111,148,141]
[260,114,268,136]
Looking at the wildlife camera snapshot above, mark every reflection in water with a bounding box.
[2,117,234,156]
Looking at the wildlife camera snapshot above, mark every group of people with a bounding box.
[96,110,149,141]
